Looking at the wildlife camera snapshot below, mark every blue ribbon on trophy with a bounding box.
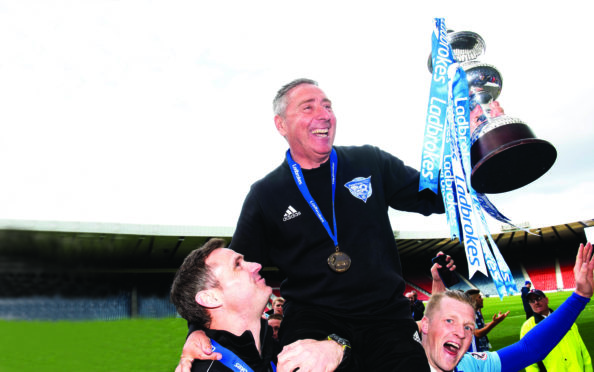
[418,17,561,297]
[450,65,517,296]
[419,18,451,195]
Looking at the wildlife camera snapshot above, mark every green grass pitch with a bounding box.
[0,291,592,371]
[482,291,594,371]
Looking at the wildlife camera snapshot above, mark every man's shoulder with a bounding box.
[458,351,501,371]
[250,160,290,190]
[334,144,381,157]
[334,145,403,168]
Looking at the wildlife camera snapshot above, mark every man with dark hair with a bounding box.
[520,288,592,371]
[421,242,594,372]
[178,78,444,371]
[267,314,283,341]
[171,238,226,330]
[465,289,509,352]
[171,239,344,372]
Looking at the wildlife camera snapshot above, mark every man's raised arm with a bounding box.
[496,242,593,372]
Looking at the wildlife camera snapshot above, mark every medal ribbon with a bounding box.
[211,340,277,372]
[286,149,338,248]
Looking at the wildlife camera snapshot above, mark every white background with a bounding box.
[1,1,592,233]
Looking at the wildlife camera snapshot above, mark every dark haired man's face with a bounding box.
[206,248,272,314]
[268,318,281,340]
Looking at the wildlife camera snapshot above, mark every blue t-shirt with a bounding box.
[455,352,501,372]
[453,293,589,372]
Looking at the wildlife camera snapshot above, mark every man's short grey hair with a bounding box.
[273,78,318,117]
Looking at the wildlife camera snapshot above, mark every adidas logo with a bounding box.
[283,205,301,221]
[413,330,421,344]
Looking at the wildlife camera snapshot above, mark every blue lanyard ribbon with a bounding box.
[286,149,338,247]
[211,340,276,372]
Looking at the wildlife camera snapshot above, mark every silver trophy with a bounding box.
[429,30,556,194]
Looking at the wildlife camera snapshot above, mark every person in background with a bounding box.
[465,289,509,352]
[521,280,534,319]
[267,314,283,341]
[407,290,426,321]
[271,297,285,316]
[520,288,592,371]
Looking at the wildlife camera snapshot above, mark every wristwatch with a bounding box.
[327,334,351,367]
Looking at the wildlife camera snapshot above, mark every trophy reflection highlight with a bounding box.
[429,30,557,194]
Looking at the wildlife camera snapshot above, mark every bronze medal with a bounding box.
[328,247,351,273]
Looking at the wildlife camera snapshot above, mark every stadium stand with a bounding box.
[524,258,557,291]
[448,277,473,292]
[0,270,176,321]
[559,256,576,289]
[510,266,527,294]
[0,295,131,320]
[0,219,591,320]
[467,272,498,297]
[404,274,433,295]
[137,296,177,318]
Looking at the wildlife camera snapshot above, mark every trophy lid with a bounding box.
[447,31,486,62]
[427,30,486,73]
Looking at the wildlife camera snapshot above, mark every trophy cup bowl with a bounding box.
[463,61,557,193]
[426,28,557,193]
[470,117,557,194]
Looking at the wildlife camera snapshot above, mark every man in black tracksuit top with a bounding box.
[231,145,443,371]
[183,79,444,371]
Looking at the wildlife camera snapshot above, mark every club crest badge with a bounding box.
[344,176,372,203]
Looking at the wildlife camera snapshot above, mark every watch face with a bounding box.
[329,334,350,348]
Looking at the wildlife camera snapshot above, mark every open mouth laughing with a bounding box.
[312,128,329,137]
[444,341,461,355]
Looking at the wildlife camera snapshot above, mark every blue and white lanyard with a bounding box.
[286,148,339,248]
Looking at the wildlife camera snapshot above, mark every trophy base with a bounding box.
[470,123,557,194]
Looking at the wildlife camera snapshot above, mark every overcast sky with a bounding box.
[1,1,592,235]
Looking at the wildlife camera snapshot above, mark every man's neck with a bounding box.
[538,310,552,317]
[210,314,263,353]
[289,149,330,170]
[429,363,450,372]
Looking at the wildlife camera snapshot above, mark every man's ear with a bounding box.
[274,115,287,137]
[196,289,222,309]
[420,316,430,336]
